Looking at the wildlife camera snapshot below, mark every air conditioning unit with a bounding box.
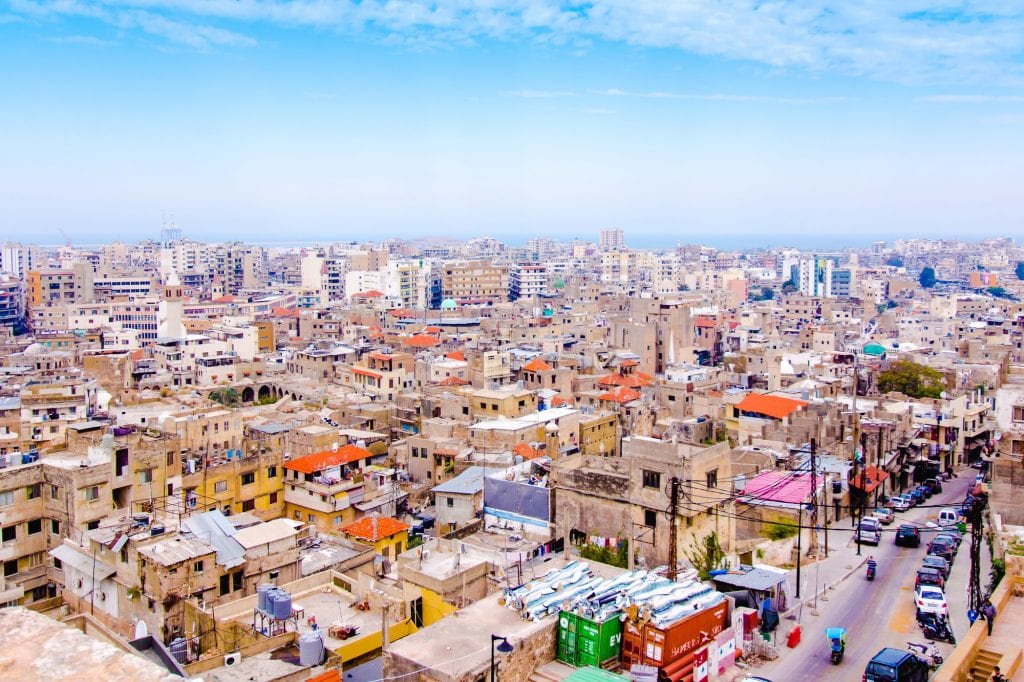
[224,653,242,666]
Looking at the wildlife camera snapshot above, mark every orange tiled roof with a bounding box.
[513,442,545,460]
[212,295,235,303]
[307,670,341,682]
[550,395,573,407]
[596,373,651,388]
[368,351,393,361]
[598,387,642,403]
[353,290,383,298]
[437,376,469,386]
[404,334,442,348]
[695,315,717,328]
[446,350,466,361]
[389,309,414,318]
[422,326,442,334]
[341,516,409,542]
[523,358,553,372]
[284,445,373,474]
[352,367,383,379]
[271,306,300,317]
[735,393,807,420]
[620,359,639,367]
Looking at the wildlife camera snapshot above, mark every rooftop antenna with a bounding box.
[161,211,182,248]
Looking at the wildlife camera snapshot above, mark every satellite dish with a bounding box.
[135,620,149,639]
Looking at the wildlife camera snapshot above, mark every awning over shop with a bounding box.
[849,465,889,493]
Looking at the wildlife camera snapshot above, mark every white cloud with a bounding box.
[10,0,1024,82]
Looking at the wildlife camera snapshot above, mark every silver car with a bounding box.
[889,495,911,512]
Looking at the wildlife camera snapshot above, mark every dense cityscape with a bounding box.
[0,231,1022,682]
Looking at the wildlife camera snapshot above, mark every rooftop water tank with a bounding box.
[298,630,324,667]
[257,584,274,613]
[169,637,188,665]
[271,589,292,620]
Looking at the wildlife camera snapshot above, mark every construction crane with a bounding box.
[58,227,72,247]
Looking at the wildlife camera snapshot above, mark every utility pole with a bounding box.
[808,438,819,557]
[668,477,680,581]
[968,492,987,612]
[851,355,863,556]
[796,502,803,599]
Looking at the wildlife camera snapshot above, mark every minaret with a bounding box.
[210,273,224,300]
[158,270,185,339]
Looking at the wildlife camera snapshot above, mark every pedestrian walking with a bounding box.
[991,664,1005,682]
[967,608,978,626]
[982,599,997,636]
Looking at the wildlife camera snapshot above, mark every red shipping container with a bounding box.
[621,601,729,682]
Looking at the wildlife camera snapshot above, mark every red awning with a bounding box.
[849,465,889,493]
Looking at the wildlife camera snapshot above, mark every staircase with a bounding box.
[529,661,576,682]
[969,649,1001,682]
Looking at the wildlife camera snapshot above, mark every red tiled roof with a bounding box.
[284,445,373,474]
[513,442,545,460]
[404,334,442,348]
[353,290,383,298]
[307,670,341,682]
[352,367,383,379]
[523,358,552,372]
[368,351,393,361]
[598,387,642,403]
[550,396,573,407]
[212,295,235,303]
[735,393,807,420]
[446,350,466,361]
[620,359,639,367]
[389,309,414,318]
[695,316,717,328]
[422,326,442,334]
[341,516,409,542]
[849,466,889,493]
[437,376,469,386]
[271,306,300,317]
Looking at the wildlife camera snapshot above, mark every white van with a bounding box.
[937,508,959,527]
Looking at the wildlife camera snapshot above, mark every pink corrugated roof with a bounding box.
[741,471,813,504]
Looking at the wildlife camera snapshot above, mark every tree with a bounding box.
[209,387,240,407]
[781,279,797,294]
[877,359,945,399]
[885,256,904,268]
[684,531,729,580]
[987,286,1007,298]
[760,287,774,300]
[918,266,936,289]
[1016,262,1024,281]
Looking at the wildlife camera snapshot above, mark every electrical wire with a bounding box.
[367,643,493,681]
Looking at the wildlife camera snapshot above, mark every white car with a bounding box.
[889,495,911,512]
[873,507,895,524]
[915,585,948,617]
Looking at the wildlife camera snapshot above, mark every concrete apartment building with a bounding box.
[439,260,509,306]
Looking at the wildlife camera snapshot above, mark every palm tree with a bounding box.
[210,387,240,407]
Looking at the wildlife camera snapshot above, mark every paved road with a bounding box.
[756,468,981,682]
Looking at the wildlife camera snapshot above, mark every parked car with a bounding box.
[927,536,956,561]
[937,508,960,527]
[922,555,951,579]
[916,484,933,500]
[925,477,942,493]
[864,647,930,682]
[915,585,948,617]
[857,517,882,545]
[889,495,911,512]
[895,524,921,547]
[915,567,945,589]
[908,488,925,506]
[935,531,961,552]
[873,507,895,525]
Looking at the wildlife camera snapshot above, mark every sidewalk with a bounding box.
[784,536,868,615]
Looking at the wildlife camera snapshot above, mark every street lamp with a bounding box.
[491,634,513,681]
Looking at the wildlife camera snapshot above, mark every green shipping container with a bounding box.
[558,611,623,668]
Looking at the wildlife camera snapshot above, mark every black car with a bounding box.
[895,524,921,547]
[927,536,955,561]
[922,555,951,579]
[915,567,945,589]
[925,477,942,493]
[916,484,933,499]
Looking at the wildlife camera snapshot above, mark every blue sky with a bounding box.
[1,1,1023,248]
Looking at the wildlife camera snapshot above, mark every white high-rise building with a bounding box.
[599,228,625,251]
[798,258,834,298]
[0,242,42,279]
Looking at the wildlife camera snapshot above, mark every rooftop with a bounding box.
[341,516,409,542]
[284,444,373,474]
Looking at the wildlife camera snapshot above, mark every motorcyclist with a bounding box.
[866,556,877,577]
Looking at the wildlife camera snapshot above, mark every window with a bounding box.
[308,514,315,523]
[3,560,17,577]
[267,466,277,478]
[479,402,487,409]
[49,484,60,499]
[50,520,60,535]
[233,570,243,592]
[446,497,454,508]
[220,574,230,596]
[706,469,718,489]
[27,519,41,535]
[0,491,13,507]
[139,469,153,484]
[1014,405,1024,423]
[241,472,255,486]
[241,499,255,512]
[269,492,279,504]
[194,561,204,573]
[87,520,99,530]
[334,515,343,525]
[84,486,99,501]
[644,509,657,528]
[1013,439,1024,456]
[214,480,228,493]
[120,547,128,563]
[1,526,14,543]
[642,470,661,489]
[26,484,40,500]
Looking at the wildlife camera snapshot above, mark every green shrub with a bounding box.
[763,522,797,541]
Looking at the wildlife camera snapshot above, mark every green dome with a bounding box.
[863,343,886,356]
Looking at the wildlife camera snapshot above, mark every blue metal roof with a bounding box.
[181,510,245,569]
[431,466,486,495]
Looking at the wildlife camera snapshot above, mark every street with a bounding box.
[754,468,987,682]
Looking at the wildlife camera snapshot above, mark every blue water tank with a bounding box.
[22,451,39,464]
[257,584,274,613]
[169,637,188,664]
[272,590,292,619]
[298,631,324,666]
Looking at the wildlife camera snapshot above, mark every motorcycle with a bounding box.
[907,641,943,667]
[826,627,847,665]
[866,559,877,581]
[918,612,956,644]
